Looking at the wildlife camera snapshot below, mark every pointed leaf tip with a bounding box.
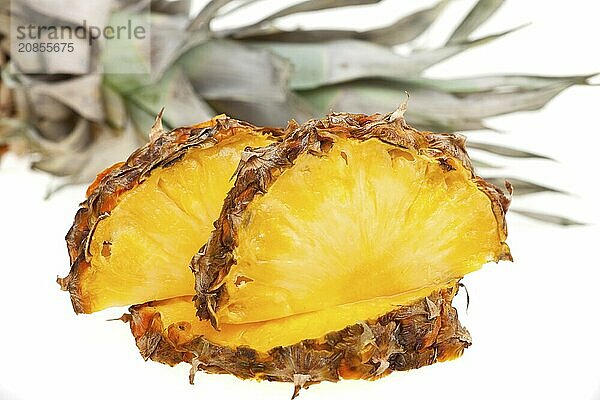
[447,0,506,44]
[389,92,409,121]
[512,209,586,226]
[291,374,311,399]
[107,314,132,323]
[486,176,565,196]
[150,107,166,142]
[468,141,554,160]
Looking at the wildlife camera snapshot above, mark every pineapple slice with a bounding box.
[194,111,511,326]
[126,284,471,392]
[58,117,280,313]
[137,284,449,353]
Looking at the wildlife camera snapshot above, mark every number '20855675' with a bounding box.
[17,42,74,52]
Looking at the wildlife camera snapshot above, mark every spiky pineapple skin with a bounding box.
[57,116,285,313]
[127,286,471,395]
[193,110,512,327]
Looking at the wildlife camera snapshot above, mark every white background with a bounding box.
[1,1,600,399]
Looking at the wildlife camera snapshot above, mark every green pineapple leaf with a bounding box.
[0,0,593,225]
[447,0,505,44]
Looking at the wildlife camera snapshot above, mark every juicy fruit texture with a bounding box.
[224,138,506,324]
[127,285,471,394]
[194,111,511,328]
[59,117,280,313]
[84,133,271,312]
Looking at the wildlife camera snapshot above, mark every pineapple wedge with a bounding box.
[58,116,281,313]
[194,110,511,327]
[126,285,470,396]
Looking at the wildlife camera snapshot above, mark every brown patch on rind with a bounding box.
[192,110,511,326]
[127,286,470,393]
[58,115,285,314]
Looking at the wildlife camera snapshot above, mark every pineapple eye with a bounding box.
[340,151,348,165]
[101,241,112,258]
[320,139,334,153]
[233,275,253,287]
[388,148,415,162]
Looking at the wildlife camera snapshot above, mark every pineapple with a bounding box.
[59,108,511,395]
[58,116,282,313]
[193,109,510,328]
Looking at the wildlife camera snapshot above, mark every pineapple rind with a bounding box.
[127,285,471,393]
[138,282,456,353]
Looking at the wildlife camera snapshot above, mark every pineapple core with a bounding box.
[83,133,273,312]
[221,138,506,324]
